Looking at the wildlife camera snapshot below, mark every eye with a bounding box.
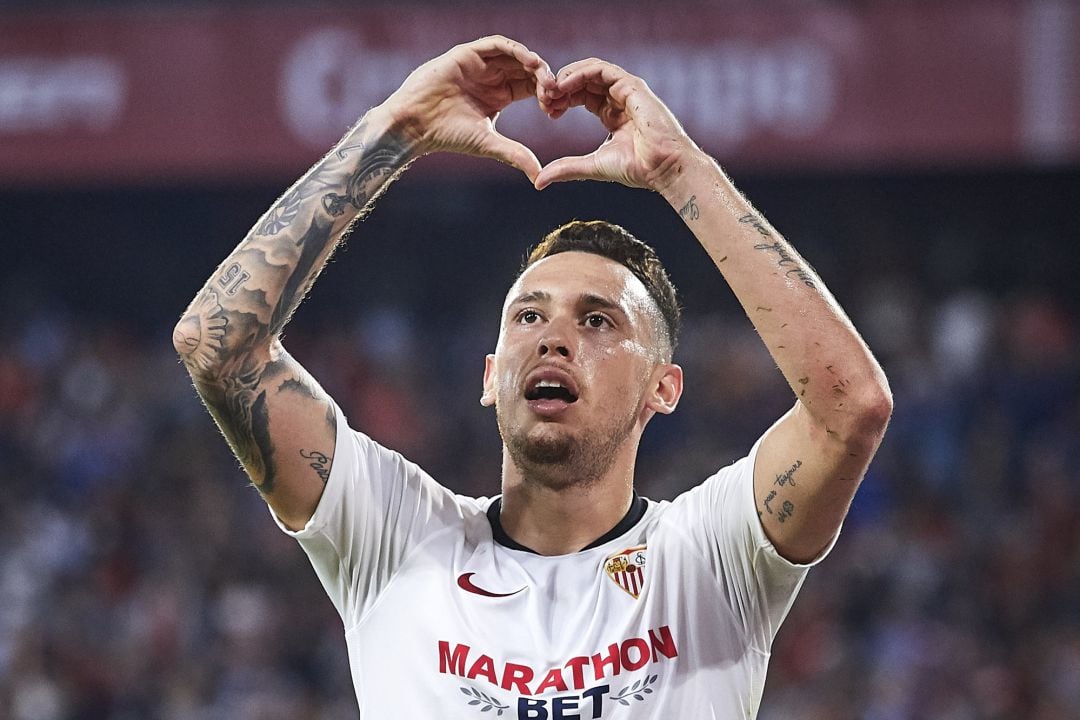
[517,309,542,325]
[585,313,612,329]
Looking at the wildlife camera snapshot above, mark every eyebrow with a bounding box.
[579,293,622,313]
[508,290,551,307]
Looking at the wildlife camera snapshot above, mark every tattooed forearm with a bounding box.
[299,449,333,484]
[193,352,282,492]
[175,112,409,494]
[268,215,334,336]
[258,128,412,236]
[321,145,406,218]
[217,262,251,296]
[737,213,816,288]
[180,121,412,375]
[678,194,700,221]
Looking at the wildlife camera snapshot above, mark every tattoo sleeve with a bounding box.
[174,115,413,492]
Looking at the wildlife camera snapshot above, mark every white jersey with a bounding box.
[274,405,833,718]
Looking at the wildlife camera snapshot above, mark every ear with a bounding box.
[480,354,497,407]
[644,362,683,415]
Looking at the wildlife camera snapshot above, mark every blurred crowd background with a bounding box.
[2,2,1079,719]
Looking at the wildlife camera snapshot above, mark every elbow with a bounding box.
[848,379,893,447]
[172,314,198,361]
[172,311,222,378]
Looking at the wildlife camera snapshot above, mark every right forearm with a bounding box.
[173,105,416,375]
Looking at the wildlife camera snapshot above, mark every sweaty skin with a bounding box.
[533,57,892,562]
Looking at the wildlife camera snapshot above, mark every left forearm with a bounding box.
[662,152,891,443]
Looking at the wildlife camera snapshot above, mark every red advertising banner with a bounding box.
[0,1,1077,186]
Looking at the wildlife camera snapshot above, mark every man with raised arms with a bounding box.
[174,36,891,718]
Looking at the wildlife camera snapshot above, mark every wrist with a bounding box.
[656,148,734,220]
[362,102,426,160]
[657,148,721,210]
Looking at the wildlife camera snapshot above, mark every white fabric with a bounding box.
[273,404,833,718]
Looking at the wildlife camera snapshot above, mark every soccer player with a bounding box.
[174,36,891,718]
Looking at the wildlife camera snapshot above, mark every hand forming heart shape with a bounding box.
[380,35,700,195]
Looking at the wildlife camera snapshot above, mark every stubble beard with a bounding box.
[497,404,638,491]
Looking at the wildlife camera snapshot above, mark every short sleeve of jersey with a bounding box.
[665,435,838,653]
[270,402,469,630]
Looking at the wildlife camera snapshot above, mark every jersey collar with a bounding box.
[486,494,648,554]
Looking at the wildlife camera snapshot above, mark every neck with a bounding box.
[497,444,638,556]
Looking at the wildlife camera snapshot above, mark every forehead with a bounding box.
[503,251,656,319]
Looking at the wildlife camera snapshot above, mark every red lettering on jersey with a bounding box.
[564,655,590,690]
[649,625,678,661]
[535,667,569,694]
[621,637,650,671]
[501,662,534,695]
[591,643,621,681]
[435,625,678,692]
[466,654,498,684]
[438,641,469,675]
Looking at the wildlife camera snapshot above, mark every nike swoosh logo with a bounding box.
[457,572,525,598]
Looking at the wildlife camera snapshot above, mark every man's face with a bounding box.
[482,251,681,488]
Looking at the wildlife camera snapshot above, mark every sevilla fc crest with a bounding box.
[605,545,647,599]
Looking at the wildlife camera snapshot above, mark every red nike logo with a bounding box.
[456,572,525,598]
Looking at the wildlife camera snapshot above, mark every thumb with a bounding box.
[478,131,542,184]
[534,153,601,190]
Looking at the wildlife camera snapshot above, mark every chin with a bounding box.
[509,423,577,466]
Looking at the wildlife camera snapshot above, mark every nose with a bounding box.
[538,340,571,358]
[537,326,572,359]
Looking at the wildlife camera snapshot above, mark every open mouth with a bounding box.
[524,379,579,404]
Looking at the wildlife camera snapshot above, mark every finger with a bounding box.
[470,36,556,92]
[555,59,628,95]
[563,88,605,111]
[507,77,539,103]
[541,95,571,119]
[479,131,543,183]
[566,76,650,128]
[534,153,601,190]
[560,88,616,127]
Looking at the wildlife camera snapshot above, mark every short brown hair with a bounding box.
[523,220,680,356]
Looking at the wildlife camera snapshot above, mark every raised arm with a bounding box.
[536,59,892,563]
[174,36,555,529]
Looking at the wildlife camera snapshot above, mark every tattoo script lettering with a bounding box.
[300,449,332,483]
[775,459,803,488]
[678,195,699,221]
[738,213,816,288]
